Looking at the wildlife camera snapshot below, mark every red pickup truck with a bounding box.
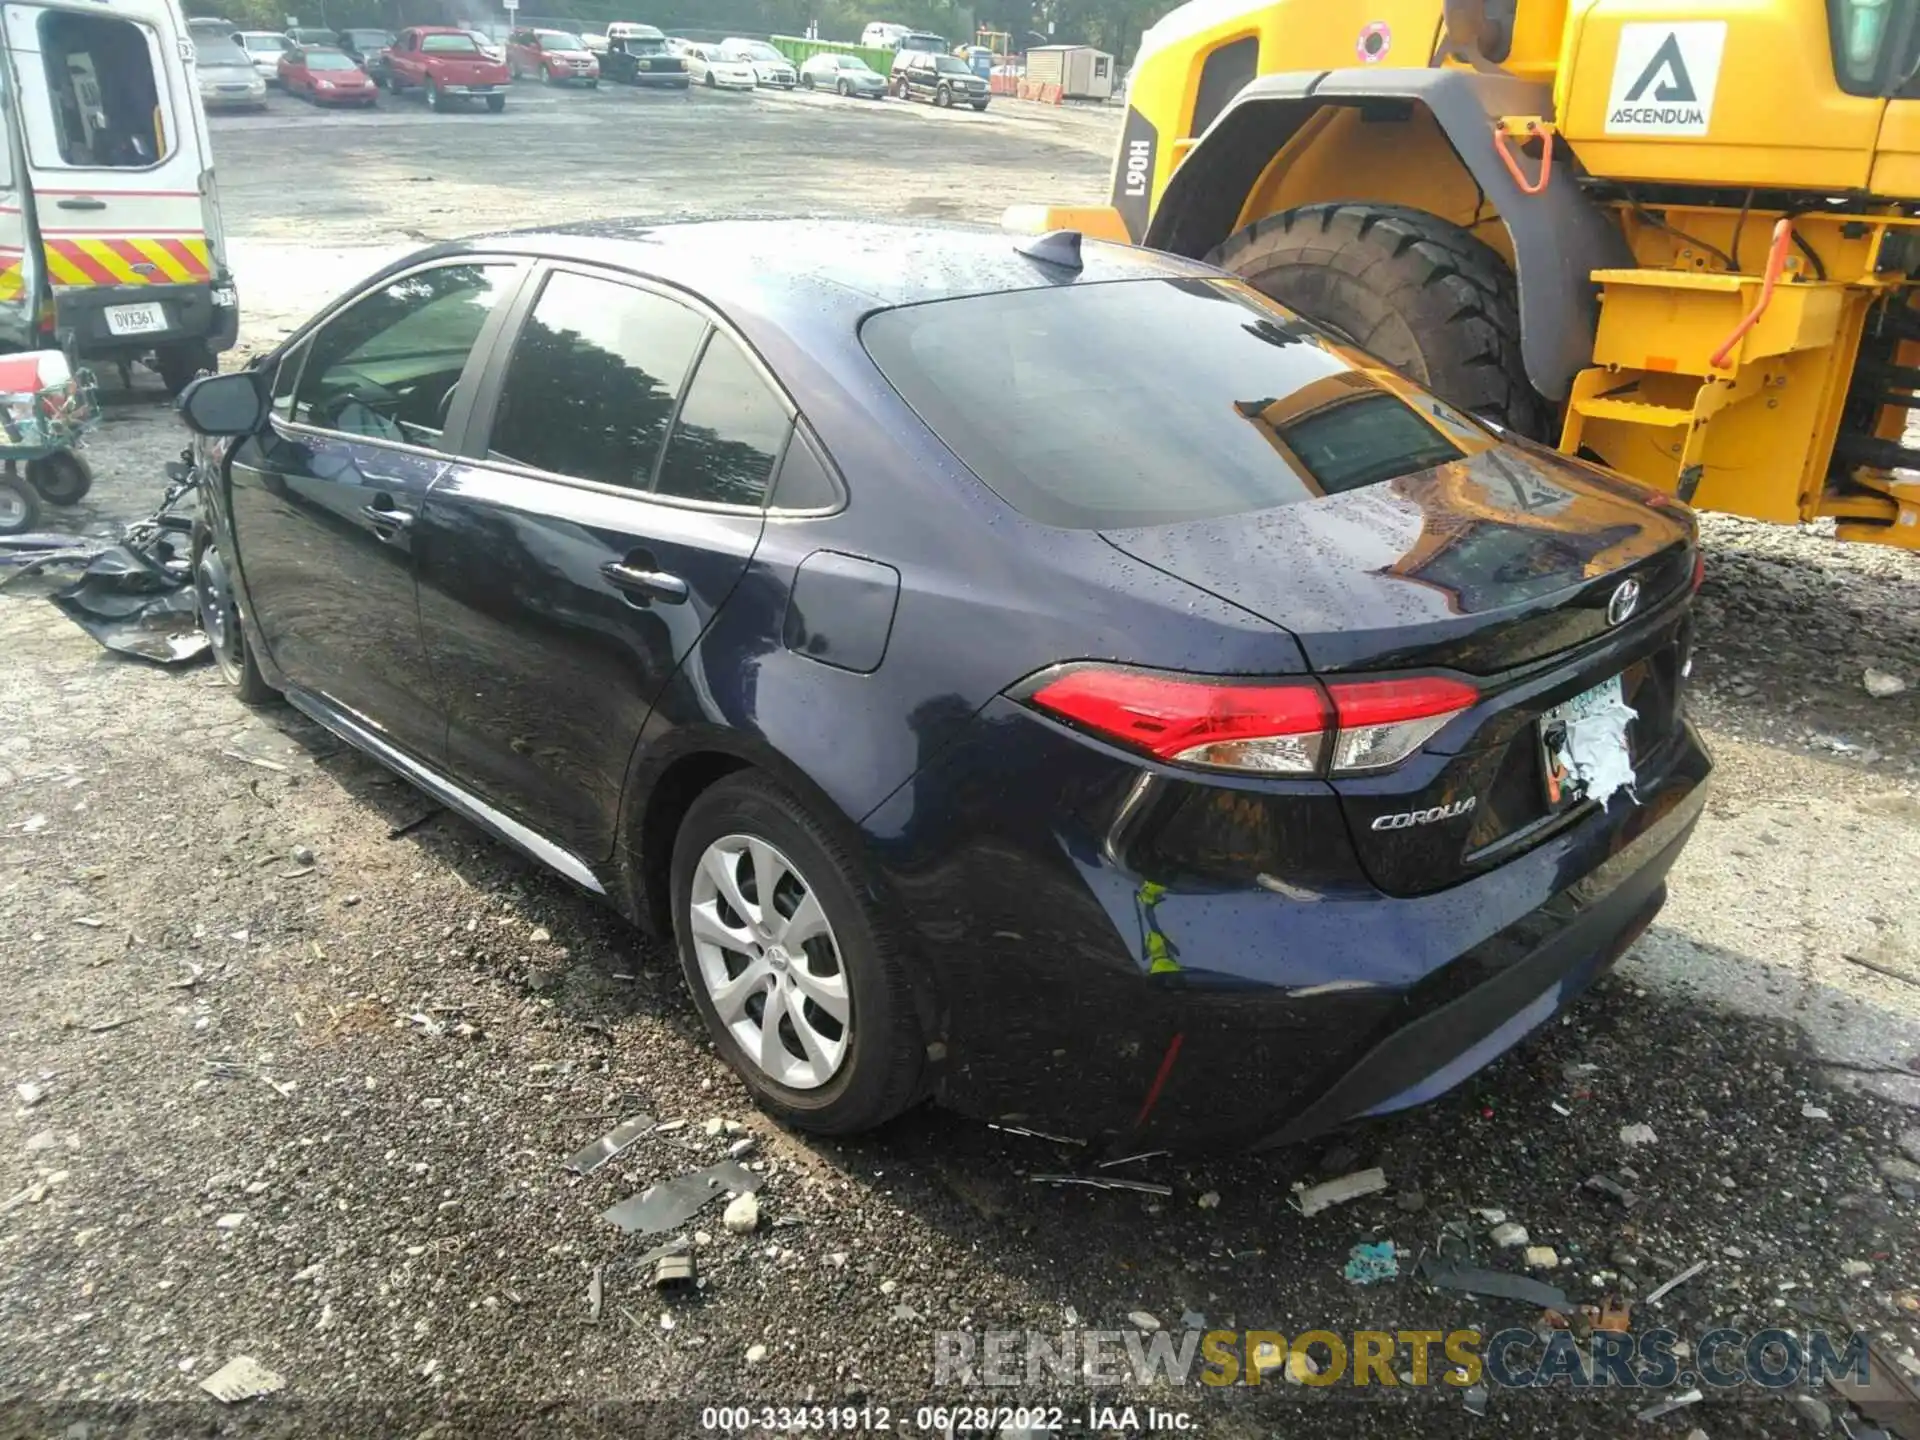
[385,26,510,111]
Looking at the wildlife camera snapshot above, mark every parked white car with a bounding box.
[683,42,756,90]
[719,38,796,88]
[236,30,291,84]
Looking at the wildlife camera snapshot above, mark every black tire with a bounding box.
[671,772,923,1135]
[971,99,988,111]
[836,79,848,97]
[191,526,278,704]
[705,70,716,87]
[0,474,38,536]
[153,342,214,398]
[1206,202,1548,437]
[935,83,951,108]
[587,79,598,89]
[486,95,505,112]
[25,451,91,506]
[425,79,442,109]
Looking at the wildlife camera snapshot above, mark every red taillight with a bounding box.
[1026,667,1477,776]
[1028,669,1331,773]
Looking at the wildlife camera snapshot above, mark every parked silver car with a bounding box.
[798,51,886,98]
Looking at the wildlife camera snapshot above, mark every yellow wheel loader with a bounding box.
[1015,0,1920,550]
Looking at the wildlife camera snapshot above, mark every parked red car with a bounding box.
[278,46,378,105]
[506,28,599,86]
[384,25,510,111]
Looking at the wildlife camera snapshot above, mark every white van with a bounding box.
[859,21,909,49]
[0,0,235,391]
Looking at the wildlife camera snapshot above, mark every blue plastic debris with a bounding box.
[1343,1240,1399,1285]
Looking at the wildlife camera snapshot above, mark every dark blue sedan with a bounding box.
[178,220,1710,1148]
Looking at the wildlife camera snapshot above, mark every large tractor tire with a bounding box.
[1207,202,1548,438]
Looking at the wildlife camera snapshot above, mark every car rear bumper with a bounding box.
[633,71,690,86]
[55,279,238,360]
[862,696,1710,1151]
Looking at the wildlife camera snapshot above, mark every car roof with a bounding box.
[458,219,1211,323]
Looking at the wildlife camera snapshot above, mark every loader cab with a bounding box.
[0,0,234,392]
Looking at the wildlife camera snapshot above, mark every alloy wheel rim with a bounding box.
[195,546,242,683]
[0,487,26,529]
[689,833,850,1091]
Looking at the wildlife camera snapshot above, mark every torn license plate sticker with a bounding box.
[1540,674,1638,811]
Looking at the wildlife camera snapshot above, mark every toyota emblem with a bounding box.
[1607,578,1641,627]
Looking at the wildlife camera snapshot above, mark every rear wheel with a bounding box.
[935,83,952,107]
[425,79,443,109]
[486,95,505,112]
[671,772,923,1135]
[1206,202,1548,437]
[153,342,214,398]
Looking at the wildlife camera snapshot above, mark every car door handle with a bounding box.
[55,198,107,211]
[601,560,688,604]
[361,501,414,535]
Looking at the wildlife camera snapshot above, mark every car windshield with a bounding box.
[861,278,1475,529]
[305,51,356,70]
[838,56,872,71]
[933,55,970,74]
[244,33,288,50]
[542,32,587,49]
[422,33,480,53]
[630,36,665,52]
[347,30,392,46]
[729,41,780,60]
[195,44,252,67]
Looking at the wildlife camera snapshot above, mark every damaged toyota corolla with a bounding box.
[176,220,1709,1149]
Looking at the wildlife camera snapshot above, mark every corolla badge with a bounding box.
[1607,577,1641,627]
[1371,797,1477,831]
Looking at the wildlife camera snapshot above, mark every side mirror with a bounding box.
[178,371,266,436]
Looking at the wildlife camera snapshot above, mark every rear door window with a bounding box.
[484,269,707,489]
[654,331,791,508]
[27,8,170,168]
[860,277,1476,529]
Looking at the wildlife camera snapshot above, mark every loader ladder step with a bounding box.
[1569,396,1694,429]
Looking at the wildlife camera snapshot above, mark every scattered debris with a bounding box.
[1583,1174,1639,1208]
[745,1344,768,1365]
[564,1114,654,1176]
[588,1266,604,1323]
[633,1236,692,1269]
[220,750,287,773]
[165,963,204,991]
[1634,1389,1702,1423]
[1524,1246,1560,1270]
[1618,1123,1658,1147]
[1418,1257,1571,1311]
[200,1355,285,1404]
[1594,1298,1633,1332]
[1865,668,1909,698]
[1196,1191,1220,1209]
[1843,953,1920,989]
[1180,1309,1206,1331]
[601,1160,762,1236]
[388,807,443,840]
[1474,1208,1507,1225]
[1644,1260,1709,1305]
[1842,1259,1874,1278]
[1803,1102,1832,1120]
[1396,1190,1425,1212]
[654,1251,698,1295]
[727,1137,756,1160]
[1826,1335,1920,1437]
[653,1119,687,1134]
[1292,1168,1388,1217]
[1096,1150,1169,1170]
[15,1081,44,1108]
[1028,1173,1173,1196]
[1789,1394,1832,1432]
[987,1123,1085,1145]
[1462,1383,1489,1417]
[1489,1220,1531,1249]
[1126,1311,1161,1331]
[80,1016,132,1034]
[722,1191,760,1234]
[1343,1241,1398,1285]
[290,844,315,866]
[214,1213,246,1231]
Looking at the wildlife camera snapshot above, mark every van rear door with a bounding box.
[3,0,231,374]
[0,30,43,349]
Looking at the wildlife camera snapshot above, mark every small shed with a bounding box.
[1023,44,1114,100]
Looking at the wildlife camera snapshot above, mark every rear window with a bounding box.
[860,278,1473,530]
[421,33,479,53]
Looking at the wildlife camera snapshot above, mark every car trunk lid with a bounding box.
[1102,444,1698,896]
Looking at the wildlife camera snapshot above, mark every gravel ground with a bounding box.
[2,84,1919,1438]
